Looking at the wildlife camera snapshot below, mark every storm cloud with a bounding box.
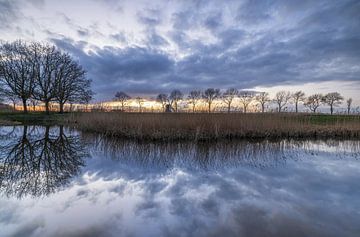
[1,0,360,100]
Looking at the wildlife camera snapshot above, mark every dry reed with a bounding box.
[70,112,360,141]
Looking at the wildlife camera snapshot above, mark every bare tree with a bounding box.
[114,91,131,111]
[322,92,344,115]
[53,53,92,113]
[275,91,291,112]
[170,89,183,112]
[346,98,353,115]
[222,88,238,113]
[188,90,202,113]
[29,98,39,112]
[31,43,63,114]
[238,91,254,113]
[255,92,270,113]
[156,93,168,112]
[292,91,306,113]
[136,97,145,112]
[304,94,323,113]
[0,87,18,110]
[203,88,220,113]
[0,40,36,113]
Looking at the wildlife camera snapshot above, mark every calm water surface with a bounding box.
[0,126,360,237]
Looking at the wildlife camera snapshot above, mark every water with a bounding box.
[0,126,360,237]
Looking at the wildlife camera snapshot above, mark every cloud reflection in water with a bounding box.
[0,126,360,237]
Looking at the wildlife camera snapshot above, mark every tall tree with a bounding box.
[222,88,238,113]
[156,93,168,112]
[31,43,62,114]
[255,92,270,113]
[292,91,306,113]
[188,90,201,113]
[0,40,36,113]
[322,92,344,115]
[346,98,353,115]
[304,94,323,113]
[203,88,220,113]
[275,91,291,112]
[114,91,131,111]
[238,91,254,113]
[170,89,183,112]
[53,53,92,113]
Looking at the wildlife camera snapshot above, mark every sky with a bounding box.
[0,0,360,103]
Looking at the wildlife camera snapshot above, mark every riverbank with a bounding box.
[1,111,359,141]
[72,112,360,141]
[0,112,69,126]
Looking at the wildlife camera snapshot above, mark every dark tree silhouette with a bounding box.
[292,91,306,113]
[238,91,254,113]
[30,43,62,114]
[114,91,131,111]
[275,91,291,112]
[222,88,238,113]
[203,88,220,113]
[0,40,36,113]
[1,40,92,114]
[156,93,169,112]
[188,90,201,113]
[255,92,270,113]
[0,88,18,110]
[170,90,183,112]
[304,94,323,113]
[54,52,92,113]
[322,92,343,115]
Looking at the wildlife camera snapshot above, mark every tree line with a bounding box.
[0,40,93,114]
[114,89,355,114]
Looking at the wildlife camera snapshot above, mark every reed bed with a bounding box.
[70,112,360,141]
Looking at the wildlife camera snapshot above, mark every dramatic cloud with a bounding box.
[0,0,18,29]
[1,0,359,100]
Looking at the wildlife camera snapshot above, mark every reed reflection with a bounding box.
[0,126,88,198]
[85,134,360,171]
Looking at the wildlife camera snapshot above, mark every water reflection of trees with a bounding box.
[0,126,88,198]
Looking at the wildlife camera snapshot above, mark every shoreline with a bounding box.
[1,112,360,141]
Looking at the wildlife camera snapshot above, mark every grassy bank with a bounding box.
[71,112,360,141]
[0,111,69,125]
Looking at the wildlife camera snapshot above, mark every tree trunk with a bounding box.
[59,102,64,114]
[227,104,231,113]
[261,104,265,113]
[295,102,298,113]
[22,98,28,113]
[208,102,211,113]
[330,105,333,115]
[45,101,50,115]
[13,102,16,111]
[193,104,196,113]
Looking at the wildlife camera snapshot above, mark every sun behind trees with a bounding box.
[0,40,93,114]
